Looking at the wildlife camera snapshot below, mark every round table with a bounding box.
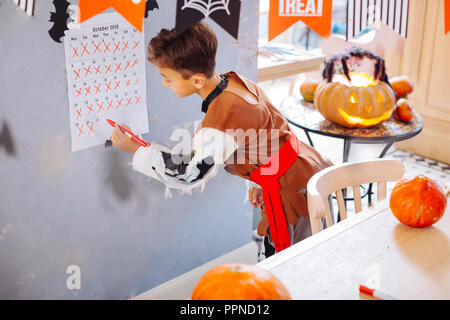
[280,95,424,162]
[279,95,424,208]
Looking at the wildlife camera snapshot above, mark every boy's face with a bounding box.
[158,66,205,98]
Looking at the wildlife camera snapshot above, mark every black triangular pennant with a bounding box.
[175,0,241,39]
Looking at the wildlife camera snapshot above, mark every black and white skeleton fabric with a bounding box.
[131,127,238,197]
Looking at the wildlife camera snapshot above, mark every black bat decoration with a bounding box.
[145,0,159,18]
[48,0,70,43]
[0,121,16,156]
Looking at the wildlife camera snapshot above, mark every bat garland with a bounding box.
[48,0,159,43]
[48,0,70,43]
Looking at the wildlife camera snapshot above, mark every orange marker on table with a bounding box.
[107,119,150,147]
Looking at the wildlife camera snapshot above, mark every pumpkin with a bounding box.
[390,175,447,228]
[394,98,414,122]
[315,48,396,128]
[390,75,414,98]
[191,263,291,300]
[300,79,319,102]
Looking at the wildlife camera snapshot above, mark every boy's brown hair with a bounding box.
[148,22,218,79]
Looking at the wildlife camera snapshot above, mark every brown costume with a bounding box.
[201,71,333,237]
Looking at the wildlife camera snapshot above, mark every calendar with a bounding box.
[64,12,149,152]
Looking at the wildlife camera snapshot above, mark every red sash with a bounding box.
[249,130,300,253]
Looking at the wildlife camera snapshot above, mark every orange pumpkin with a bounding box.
[394,98,414,122]
[390,175,447,227]
[315,48,396,128]
[191,263,291,300]
[390,75,414,98]
[300,79,319,102]
[314,72,396,128]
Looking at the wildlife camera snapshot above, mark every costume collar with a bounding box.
[201,75,229,114]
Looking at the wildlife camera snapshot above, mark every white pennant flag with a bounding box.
[346,0,409,40]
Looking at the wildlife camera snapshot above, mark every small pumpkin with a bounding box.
[191,263,291,300]
[300,79,319,102]
[314,47,396,128]
[390,175,447,228]
[394,98,414,122]
[390,75,414,98]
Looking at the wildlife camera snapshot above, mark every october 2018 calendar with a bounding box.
[64,12,149,152]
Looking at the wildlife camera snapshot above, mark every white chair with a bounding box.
[307,159,405,234]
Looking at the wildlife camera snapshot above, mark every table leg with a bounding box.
[304,129,314,147]
[379,141,394,158]
[343,139,351,163]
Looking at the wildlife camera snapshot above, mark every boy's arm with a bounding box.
[131,127,238,191]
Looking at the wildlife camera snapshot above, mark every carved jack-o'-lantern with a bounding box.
[314,47,396,128]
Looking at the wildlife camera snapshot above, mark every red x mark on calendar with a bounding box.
[135,77,139,85]
[75,88,82,97]
[72,46,79,58]
[92,41,102,54]
[85,86,91,95]
[77,124,85,136]
[126,97,132,107]
[76,108,83,119]
[85,103,93,114]
[135,96,141,104]
[106,100,114,111]
[73,69,81,80]
[116,98,124,108]
[114,81,120,90]
[94,65,102,74]
[113,41,121,54]
[81,43,89,56]
[97,102,104,113]
[104,64,112,74]
[122,41,129,51]
[103,41,111,53]
[84,65,92,77]
[132,41,140,49]
[131,59,138,68]
[94,83,101,94]
[125,79,131,87]
[114,63,122,73]
[124,61,131,70]
[105,81,112,92]
[86,122,95,135]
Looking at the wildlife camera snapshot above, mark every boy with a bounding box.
[111,22,332,258]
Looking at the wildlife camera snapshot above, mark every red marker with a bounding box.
[107,119,150,147]
[359,285,398,300]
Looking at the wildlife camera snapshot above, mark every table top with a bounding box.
[257,200,450,300]
[280,95,424,143]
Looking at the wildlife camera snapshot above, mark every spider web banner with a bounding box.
[175,0,241,39]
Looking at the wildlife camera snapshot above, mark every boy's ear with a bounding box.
[192,74,207,89]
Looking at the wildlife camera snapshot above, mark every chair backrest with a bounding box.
[307,159,405,234]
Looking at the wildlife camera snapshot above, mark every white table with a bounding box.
[257,200,450,300]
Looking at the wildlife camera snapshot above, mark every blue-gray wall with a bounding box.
[0,0,258,299]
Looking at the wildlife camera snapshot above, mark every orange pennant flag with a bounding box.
[78,0,146,32]
[269,0,333,41]
[446,0,450,35]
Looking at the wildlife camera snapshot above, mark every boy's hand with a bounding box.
[111,123,141,154]
[248,186,263,209]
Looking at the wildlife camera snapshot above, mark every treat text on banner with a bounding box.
[269,0,332,41]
